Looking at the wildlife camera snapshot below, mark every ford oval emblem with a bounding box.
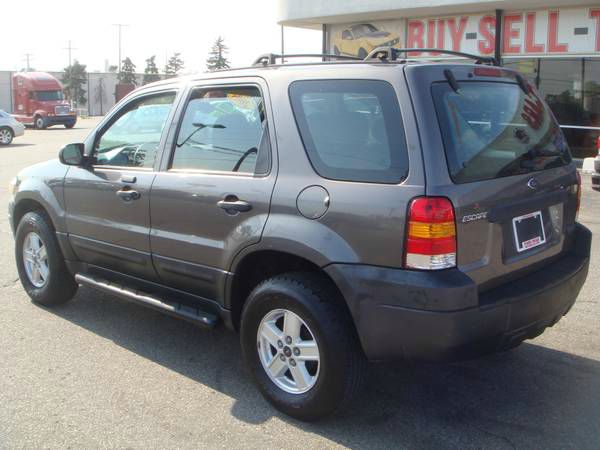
[527,177,539,190]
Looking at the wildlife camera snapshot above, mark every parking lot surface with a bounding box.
[0,119,599,449]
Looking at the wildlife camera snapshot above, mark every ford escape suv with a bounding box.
[9,50,591,420]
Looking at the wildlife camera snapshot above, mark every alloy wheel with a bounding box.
[22,232,49,288]
[257,308,320,394]
[0,129,12,144]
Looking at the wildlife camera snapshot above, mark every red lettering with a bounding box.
[478,15,496,55]
[437,19,445,50]
[591,9,600,52]
[503,14,522,54]
[525,12,544,53]
[427,20,440,55]
[407,20,425,56]
[447,16,468,51]
[548,10,568,53]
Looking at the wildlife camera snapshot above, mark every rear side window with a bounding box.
[289,80,408,184]
[432,81,571,184]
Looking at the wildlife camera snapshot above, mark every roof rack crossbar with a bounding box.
[253,53,362,66]
[365,47,499,66]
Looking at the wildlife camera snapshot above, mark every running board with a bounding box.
[74,274,219,328]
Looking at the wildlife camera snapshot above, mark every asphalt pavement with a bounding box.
[0,118,599,449]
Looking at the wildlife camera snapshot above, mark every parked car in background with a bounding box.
[12,72,76,130]
[332,23,400,58]
[592,136,600,190]
[0,110,25,145]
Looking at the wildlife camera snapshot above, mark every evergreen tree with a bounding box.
[206,36,230,71]
[143,55,161,85]
[118,57,137,85]
[62,60,87,107]
[164,53,184,78]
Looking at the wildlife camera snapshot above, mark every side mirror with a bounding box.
[59,143,85,166]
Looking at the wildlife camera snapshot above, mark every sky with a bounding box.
[2,0,322,73]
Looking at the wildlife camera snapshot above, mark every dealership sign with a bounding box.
[329,6,600,58]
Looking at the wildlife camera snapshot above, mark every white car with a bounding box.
[0,110,25,145]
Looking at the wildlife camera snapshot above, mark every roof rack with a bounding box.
[253,53,362,66]
[364,47,499,66]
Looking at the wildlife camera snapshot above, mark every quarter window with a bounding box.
[171,86,269,174]
[95,92,176,168]
[289,80,409,183]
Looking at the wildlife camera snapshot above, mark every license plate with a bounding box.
[512,211,546,253]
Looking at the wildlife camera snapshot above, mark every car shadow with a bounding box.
[46,286,600,449]
[1,143,34,148]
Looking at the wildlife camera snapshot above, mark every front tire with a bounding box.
[64,122,75,129]
[34,116,46,130]
[240,272,366,421]
[0,127,13,145]
[15,211,78,306]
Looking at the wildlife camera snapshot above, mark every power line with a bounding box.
[113,24,129,72]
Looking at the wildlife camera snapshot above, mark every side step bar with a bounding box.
[75,274,219,329]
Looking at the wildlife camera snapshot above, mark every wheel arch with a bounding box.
[226,249,354,334]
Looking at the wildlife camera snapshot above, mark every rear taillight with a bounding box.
[576,171,582,219]
[404,197,457,270]
[597,136,600,156]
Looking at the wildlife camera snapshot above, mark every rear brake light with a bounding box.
[473,67,504,77]
[404,197,456,270]
[597,136,600,156]
[576,171,582,219]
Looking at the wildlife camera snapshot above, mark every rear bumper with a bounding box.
[326,223,591,362]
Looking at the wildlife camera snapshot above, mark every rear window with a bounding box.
[432,81,571,184]
[289,80,408,184]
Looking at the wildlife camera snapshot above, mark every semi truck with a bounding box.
[12,72,76,129]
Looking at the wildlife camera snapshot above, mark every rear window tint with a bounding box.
[289,80,408,183]
[432,81,571,184]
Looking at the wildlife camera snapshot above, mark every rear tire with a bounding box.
[240,272,366,421]
[0,127,13,145]
[358,48,367,59]
[15,211,78,306]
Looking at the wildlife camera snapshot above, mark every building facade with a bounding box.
[278,0,600,158]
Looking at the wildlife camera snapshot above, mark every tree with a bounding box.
[118,57,137,85]
[206,36,230,71]
[108,65,118,73]
[143,55,161,85]
[62,60,87,107]
[164,53,184,78]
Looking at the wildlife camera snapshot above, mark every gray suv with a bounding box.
[9,51,591,420]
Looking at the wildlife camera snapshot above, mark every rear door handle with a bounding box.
[116,189,141,202]
[217,197,252,213]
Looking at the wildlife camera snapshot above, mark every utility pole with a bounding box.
[281,25,285,62]
[23,53,33,71]
[63,40,77,67]
[113,23,129,72]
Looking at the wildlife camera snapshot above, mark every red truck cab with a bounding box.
[12,72,77,129]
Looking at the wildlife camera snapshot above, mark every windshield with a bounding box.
[35,90,64,101]
[432,81,571,184]
[352,24,378,35]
